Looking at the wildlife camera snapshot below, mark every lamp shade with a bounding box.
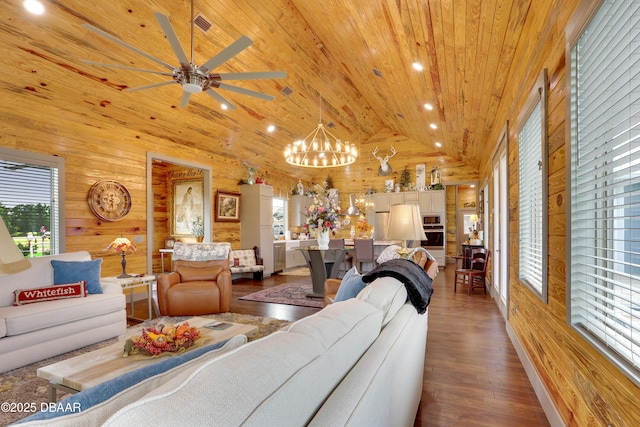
[385,204,427,242]
[104,236,136,253]
[0,216,31,276]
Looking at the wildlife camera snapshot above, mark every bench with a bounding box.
[230,247,264,281]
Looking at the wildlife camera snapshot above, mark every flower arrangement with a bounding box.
[242,161,259,184]
[190,216,204,237]
[356,217,372,237]
[104,236,136,253]
[303,184,341,233]
[123,321,201,357]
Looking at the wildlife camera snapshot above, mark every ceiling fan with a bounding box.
[81,0,286,109]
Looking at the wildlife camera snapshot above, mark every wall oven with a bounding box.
[421,215,445,249]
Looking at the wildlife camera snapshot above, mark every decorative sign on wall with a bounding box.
[463,202,476,208]
[416,164,426,189]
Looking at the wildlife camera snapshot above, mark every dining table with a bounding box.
[298,247,348,298]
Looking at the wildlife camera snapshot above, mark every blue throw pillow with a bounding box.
[334,267,366,302]
[51,259,103,294]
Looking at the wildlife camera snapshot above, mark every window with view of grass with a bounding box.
[0,148,64,256]
[568,0,640,387]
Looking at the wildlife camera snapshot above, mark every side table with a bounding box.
[102,275,156,321]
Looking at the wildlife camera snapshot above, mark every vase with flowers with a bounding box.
[302,184,341,249]
[191,216,204,242]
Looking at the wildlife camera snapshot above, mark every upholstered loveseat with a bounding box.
[17,259,433,426]
[0,251,126,373]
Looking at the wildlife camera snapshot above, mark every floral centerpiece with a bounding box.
[191,216,204,241]
[123,321,201,357]
[356,217,372,238]
[242,161,258,185]
[302,184,341,234]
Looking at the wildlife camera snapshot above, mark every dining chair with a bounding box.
[354,238,375,272]
[329,238,352,277]
[454,248,490,295]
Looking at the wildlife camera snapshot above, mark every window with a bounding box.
[0,148,64,256]
[517,69,549,302]
[272,197,287,239]
[568,0,640,386]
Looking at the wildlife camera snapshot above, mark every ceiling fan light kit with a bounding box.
[82,1,285,110]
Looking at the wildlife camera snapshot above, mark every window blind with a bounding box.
[570,0,640,384]
[519,101,544,295]
[0,157,60,255]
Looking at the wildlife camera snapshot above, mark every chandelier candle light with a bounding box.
[284,101,357,167]
[105,236,136,278]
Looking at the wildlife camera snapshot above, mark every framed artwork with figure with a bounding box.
[215,191,240,222]
[171,180,204,237]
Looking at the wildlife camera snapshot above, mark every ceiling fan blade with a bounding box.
[124,80,176,92]
[216,71,287,81]
[82,23,175,71]
[82,60,174,76]
[153,12,190,66]
[205,89,236,110]
[179,91,192,107]
[197,35,253,74]
[216,82,275,101]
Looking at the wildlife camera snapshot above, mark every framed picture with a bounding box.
[215,191,241,222]
[171,180,204,237]
[384,179,394,193]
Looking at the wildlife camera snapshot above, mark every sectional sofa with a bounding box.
[0,251,127,373]
[17,259,433,426]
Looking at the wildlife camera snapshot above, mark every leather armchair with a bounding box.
[157,259,232,316]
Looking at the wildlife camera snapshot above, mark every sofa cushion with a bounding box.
[103,299,384,426]
[334,266,366,302]
[51,259,103,294]
[13,281,86,305]
[376,245,402,264]
[357,276,407,327]
[0,293,124,336]
[230,249,257,267]
[16,335,247,426]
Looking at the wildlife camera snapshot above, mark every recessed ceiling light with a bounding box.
[221,104,228,110]
[267,125,275,133]
[412,62,423,71]
[430,123,437,130]
[23,0,44,14]
[435,142,442,148]
[424,103,433,111]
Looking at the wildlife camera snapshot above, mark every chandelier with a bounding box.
[284,103,357,168]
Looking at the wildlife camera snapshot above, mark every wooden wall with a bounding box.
[475,0,640,425]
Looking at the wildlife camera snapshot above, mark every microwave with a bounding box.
[423,215,441,226]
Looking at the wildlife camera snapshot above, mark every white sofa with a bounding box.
[0,251,127,373]
[17,272,431,427]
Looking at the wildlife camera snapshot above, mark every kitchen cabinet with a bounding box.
[373,190,445,214]
[241,184,274,276]
[418,190,445,213]
[290,194,313,227]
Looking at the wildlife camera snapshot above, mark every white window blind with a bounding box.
[569,0,640,385]
[0,149,64,255]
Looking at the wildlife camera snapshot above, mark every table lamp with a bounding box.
[385,204,427,257]
[0,217,31,276]
[105,236,136,278]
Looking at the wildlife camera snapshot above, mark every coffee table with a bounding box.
[37,317,258,402]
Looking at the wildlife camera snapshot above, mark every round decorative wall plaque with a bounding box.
[88,180,132,221]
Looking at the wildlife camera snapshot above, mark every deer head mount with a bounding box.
[372,146,397,176]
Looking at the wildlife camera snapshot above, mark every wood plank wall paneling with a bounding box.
[475,1,640,426]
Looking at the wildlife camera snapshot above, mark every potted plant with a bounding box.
[399,166,412,191]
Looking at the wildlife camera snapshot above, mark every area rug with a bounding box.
[0,313,289,426]
[238,282,324,308]
[278,267,310,276]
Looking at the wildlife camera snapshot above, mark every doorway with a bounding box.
[146,153,212,274]
[491,126,509,319]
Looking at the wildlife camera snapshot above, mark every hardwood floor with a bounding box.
[131,267,549,426]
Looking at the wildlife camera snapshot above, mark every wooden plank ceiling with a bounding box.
[1,0,534,177]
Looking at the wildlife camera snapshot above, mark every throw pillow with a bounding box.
[14,281,87,305]
[376,245,402,264]
[51,259,103,294]
[334,267,366,302]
